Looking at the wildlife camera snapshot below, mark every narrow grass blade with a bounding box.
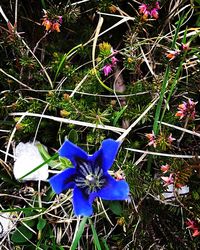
[153,65,170,135]
[70,217,88,250]
[40,0,46,9]
[54,44,82,83]
[89,218,102,250]
[19,153,59,180]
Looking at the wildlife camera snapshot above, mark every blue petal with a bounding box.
[73,187,93,216]
[59,140,88,167]
[49,168,76,194]
[97,175,129,200]
[90,139,121,172]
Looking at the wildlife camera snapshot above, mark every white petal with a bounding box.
[162,184,175,200]
[0,213,14,238]
[178,185,189,195]
[13,142,49,181]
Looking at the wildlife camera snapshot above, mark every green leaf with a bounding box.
[109,201,122,216]
[101,239,110,250]
[11,225,33,243]
[113,105,127,126]
[40,0,46,9]
[59,157,72,169]
[192,191,199,200]
[196,14,200,27]
[37,218,47,230]
[68,129,79,143]
[54,44,82,82]
[70,217,88,250]
[25,219,36,227]
[89,218,102,250]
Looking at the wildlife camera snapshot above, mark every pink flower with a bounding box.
[166,49,180,61]
[161,164,170,173]
[186,219,200,237]
[58,16,63,24]
[182,42,190,51]
[192,229,200,237]
[114,170,125,181]
[161,173,174,186]
[139,3,147,14]
[168,133,176,144]
[155,1,160,10]
[175,99,197,120]
[52,22,60,32]
[42,19,52,31]
[186,219,198,230]
[139,2,160,20]
[103,64,113,76]
[111,56,118,65]
[151,8,159,19]
[146,131,156,148]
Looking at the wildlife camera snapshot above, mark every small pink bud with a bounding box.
[103,64,113,76]
[161,164,170,173]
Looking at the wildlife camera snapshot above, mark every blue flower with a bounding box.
[49,139,129,216]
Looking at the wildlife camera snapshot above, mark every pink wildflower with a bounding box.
[161,173,174,186]
[42,11,62,32]
[146,131,156,148]
[161,164,170,173]
[166,49,180,61]
[192,229,200,237]
[175,99,197,120]
[139,3,147,14]
[151,8,159,19]
[102,47,118,76]
[186,219,200,237]
[139,2,160,20]
[114,170,125,181]
[103,64,113,76]
[155,1,161,9]
[58,16,63,24]
[182,42,190,51]
[111,56,118,65]
[52,22,60,32]
[42,19,52,31]
[186,219,198,230]
[168,133,176,144]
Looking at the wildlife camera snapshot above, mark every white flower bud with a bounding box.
[13,142,48,181]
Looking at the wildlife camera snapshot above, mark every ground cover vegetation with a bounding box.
[0,0,200,249]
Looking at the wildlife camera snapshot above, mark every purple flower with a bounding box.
[150,8,159,19]
[49,139,129,216]
[58,16,63,24]
[111,56,118,65]
[175,99,197,120]
[139,3,148,14]
[139,1,160,20]
[103,64,113,76]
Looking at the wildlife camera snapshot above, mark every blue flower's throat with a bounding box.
[75,161,106,195]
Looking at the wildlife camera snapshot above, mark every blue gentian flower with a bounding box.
[49,139,129,216]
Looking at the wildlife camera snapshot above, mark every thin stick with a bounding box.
[69,74,89,98]
[125,148,200,159]
[9,112,126,134]
[117,96,159,142]
[0,68,33,90]
[5,112,28,162]
[159,121,200,138]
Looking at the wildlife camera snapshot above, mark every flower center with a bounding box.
[75,161,106,195]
